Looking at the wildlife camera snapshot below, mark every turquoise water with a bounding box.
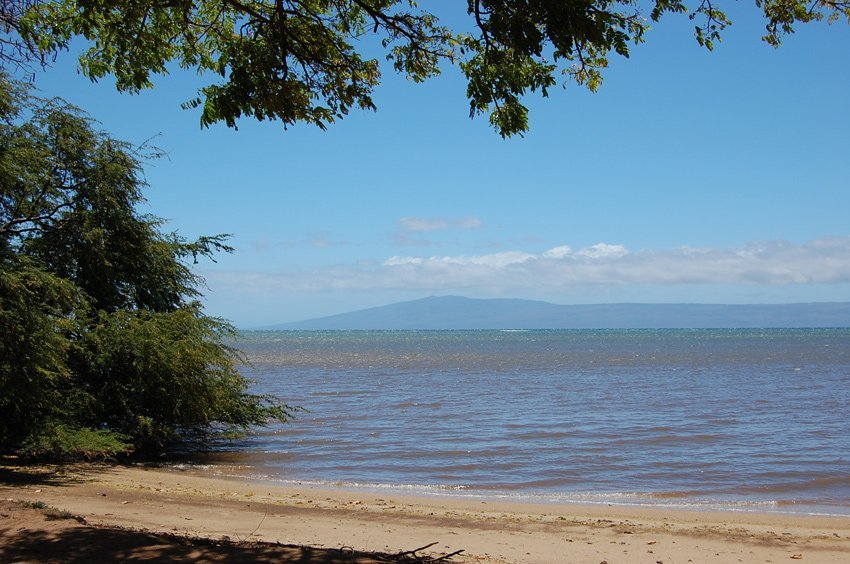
[208,329,850,514]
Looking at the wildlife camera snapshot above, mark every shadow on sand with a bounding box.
[0,498,459,563]
[0,524,407,563]
[0,459,462,563]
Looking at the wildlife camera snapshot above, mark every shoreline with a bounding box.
[174,460,850,518]
[3,462,850,562]
[231,481,850,519]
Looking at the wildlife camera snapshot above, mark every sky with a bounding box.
[25,5,850,328]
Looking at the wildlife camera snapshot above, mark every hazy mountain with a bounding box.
[260,296,850,330]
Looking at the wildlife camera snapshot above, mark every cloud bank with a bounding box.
[211,237,850,295]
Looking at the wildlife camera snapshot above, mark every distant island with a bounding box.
[259,296,850,330]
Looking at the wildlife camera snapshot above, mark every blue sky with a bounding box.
[27,6,850,327]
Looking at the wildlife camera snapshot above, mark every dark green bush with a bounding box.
[0,76,292,458]
[20,424,132,461]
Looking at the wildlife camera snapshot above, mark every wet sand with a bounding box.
[2,462,849,563]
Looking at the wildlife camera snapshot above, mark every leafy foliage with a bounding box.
[0,260,83,443]
[77,307,288,450]
[0,1,51,73]
[4,0,844,136]
[20,423,132,461]
[21,0,452,130]
[0,76,292,457]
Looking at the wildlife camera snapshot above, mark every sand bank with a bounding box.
[2,462,849,563]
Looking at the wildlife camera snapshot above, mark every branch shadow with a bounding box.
[0,524,418,563]
[0,457,108,488]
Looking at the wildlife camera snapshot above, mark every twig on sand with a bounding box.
[392,541,464,562]
[397,542,439,558]
[432,549,465,561]
[232,507,268,543]
[246,508,268,540]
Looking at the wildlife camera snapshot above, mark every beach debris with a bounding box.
[392,542,465,562]
[790,555,803,560]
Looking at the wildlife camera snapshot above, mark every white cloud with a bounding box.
[384,251,533,268]
[398,216,483,232]
[207,237,850,296]
[576,243,629,258]
[542,245,572,259]
[384,256,423,266]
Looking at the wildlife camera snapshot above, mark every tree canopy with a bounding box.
[0,1,845,137]
[0,76,292,458]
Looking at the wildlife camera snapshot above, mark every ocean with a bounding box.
[201,329,850,515]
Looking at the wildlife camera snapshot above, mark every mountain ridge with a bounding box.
[258,296,850,330]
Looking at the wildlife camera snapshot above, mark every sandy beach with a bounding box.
[2,462,849,563]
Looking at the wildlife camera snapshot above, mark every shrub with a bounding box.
[20,424,132,461]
